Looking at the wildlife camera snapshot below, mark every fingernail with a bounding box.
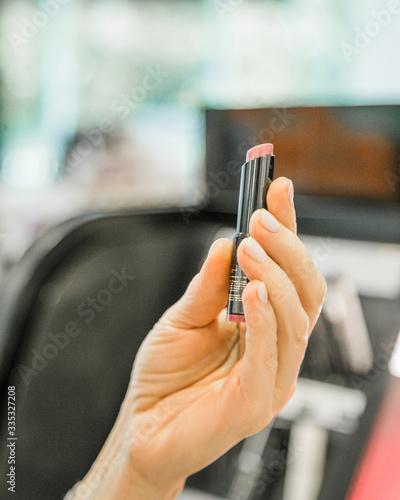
[257,282,268,304]
[287,180,294,204]
[260,209,280,233]
[243,237,268,263]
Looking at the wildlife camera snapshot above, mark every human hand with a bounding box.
[73,177,326,500]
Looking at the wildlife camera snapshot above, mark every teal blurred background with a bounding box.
[0,0,399,261]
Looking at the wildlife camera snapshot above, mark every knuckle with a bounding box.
[261,351,278,372]
[289,237,317,280]
[246,309,265,328]
[287,235,303,262]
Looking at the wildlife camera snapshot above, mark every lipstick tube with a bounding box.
[227,143,275,322]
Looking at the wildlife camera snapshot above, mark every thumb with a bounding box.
[161,238,232,329]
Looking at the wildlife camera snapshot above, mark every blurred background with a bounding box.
[0,0,399,264]
[0,1,399,499]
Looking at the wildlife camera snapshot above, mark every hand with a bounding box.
[73,178,326,500]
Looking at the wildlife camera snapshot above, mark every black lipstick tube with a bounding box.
[227,143,275,322]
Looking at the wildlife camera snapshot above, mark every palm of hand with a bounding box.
[127,313,246,482]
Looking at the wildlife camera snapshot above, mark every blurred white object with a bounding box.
[324,276,374,374]
[227,424,274,500]
[301,235,400,299]
[2,141,59,191]
[389,329,400,378]
[179,488,226,500]
[282,422,328,500]
[279,377,367,434]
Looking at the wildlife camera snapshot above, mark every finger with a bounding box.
[161,238,231,329]
[237,237,309,412]
[267,177,296,234]
[239,280,278,418]
[249,209,327,331]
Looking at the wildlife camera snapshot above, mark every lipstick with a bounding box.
[227,143,275,322]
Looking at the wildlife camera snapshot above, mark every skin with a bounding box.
[71,177,327,500]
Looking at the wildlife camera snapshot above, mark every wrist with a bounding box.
[69,416,185,499]
[118,471,186,500]
[72,465,185,500]
[67,393,187,500]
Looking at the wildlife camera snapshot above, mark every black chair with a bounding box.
[0,208,225,500]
